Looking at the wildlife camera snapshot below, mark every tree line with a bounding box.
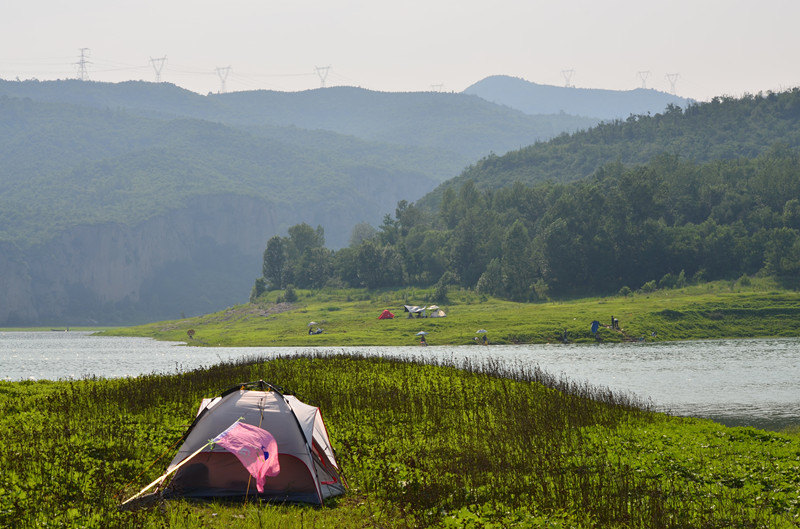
[254,150,800,301]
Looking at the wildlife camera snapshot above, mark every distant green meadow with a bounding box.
[101,279,800,347]
[2,354,799,528]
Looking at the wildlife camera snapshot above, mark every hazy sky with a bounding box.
[2,0,799,101]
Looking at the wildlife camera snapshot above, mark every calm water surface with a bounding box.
[1,332,798,430]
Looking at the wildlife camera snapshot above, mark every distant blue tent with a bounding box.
[590,321,600,334]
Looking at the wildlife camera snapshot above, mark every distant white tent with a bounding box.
[404,305,426,318]
[426,305,445,317]
[152,381,345,505]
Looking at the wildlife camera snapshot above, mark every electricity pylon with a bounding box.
[75,48,91,81]
[666,73,679,94]
[637,70,651,89]
[216,66,231,93]
[315,65,330,88]
[150,56,167,83]
[561,69,575,88]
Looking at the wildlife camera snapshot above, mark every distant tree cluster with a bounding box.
[254,151,800,300]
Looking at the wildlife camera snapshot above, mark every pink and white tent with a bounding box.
[161,381,345,504]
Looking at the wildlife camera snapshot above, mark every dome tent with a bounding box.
[125,380,345,506]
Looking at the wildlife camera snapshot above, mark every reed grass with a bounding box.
[1,354,798,527]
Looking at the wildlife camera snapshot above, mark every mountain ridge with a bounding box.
[463,74,692,120]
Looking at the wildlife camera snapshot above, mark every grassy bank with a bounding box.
[0,356,800,527]
[2,354,799,528]
[101,279,800,346]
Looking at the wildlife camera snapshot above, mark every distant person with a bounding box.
[420,335,427,346]
[482,334,488,345]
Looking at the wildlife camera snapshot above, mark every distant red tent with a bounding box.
[378,309,395,319]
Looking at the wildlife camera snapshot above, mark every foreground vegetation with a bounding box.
[102,280,800,347]
[1,354,799,528]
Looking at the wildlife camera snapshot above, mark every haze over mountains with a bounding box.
[0,77,688,325]
[464,75,691,119]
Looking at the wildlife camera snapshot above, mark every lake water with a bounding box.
[1,331,798,430]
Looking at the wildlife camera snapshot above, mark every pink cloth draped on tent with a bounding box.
[213,422,280,492]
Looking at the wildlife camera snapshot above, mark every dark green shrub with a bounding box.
[640,280,657,293]
[249,278,267,302]
[284,284,298,303]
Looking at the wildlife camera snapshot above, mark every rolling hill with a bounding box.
[420,89,800,208]
[463,75,691,119]
[0,79,600,163]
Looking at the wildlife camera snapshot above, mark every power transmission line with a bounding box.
[150,56,167,83]
[75,48,91,81]
[315,65,330,88]
[215,66,231,93]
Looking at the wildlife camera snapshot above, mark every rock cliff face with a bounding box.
[1,194,285,325]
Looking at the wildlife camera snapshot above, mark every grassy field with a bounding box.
[0,327,113,332]
[2,354,799,528]
[100,278,800,347]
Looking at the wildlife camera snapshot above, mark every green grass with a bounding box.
[1,354,799,528]
[101,279,800,347]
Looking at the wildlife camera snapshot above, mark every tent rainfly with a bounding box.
[126,381,345,506]
[378,309,394,319]
[403,305,426,318]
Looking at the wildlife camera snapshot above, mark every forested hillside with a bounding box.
[257,91,800,300]
[464,75,690,119]
[422,89,800,208]
[0,97,435,247]
[8,80,796,325]
[258,151,800,301]
[0,79,603,325]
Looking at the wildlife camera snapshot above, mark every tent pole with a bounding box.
[119,439,214,507]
